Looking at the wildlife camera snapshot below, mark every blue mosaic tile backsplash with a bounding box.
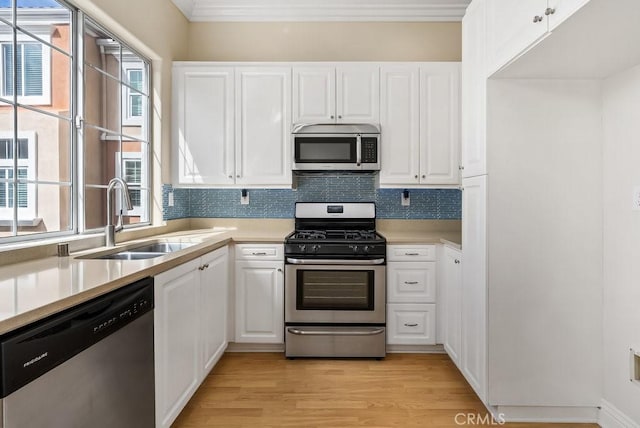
[163,176,461,220]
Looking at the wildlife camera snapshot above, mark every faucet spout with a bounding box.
[105,177,133,247]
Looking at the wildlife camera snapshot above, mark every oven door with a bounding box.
[285,262,386,324]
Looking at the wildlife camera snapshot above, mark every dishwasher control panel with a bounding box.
[0,277,154,398]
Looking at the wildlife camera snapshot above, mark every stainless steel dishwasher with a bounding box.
[0,277,154,428]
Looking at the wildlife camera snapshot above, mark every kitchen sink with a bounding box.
[80,241,198,260]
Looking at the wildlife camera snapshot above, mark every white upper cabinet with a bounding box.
[173,66,235,185]
[293,67,336,124]
[379,63,460,187]
[235,67,292,186]
[461,0,487,178]
[336,65,380,123]
[486,0,590,75]
[379,65,420,184]
[293,65,380,124]
[419,63,461,185]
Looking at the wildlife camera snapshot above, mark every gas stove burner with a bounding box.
[294,230,327,240]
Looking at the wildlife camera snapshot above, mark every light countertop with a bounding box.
[0,218,460,336]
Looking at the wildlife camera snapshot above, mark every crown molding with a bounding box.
[171,0,470,22]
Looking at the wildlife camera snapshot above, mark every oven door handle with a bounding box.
[286,258,385,265]
[287,327,385,336]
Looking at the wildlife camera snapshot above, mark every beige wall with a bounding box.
[188,22,461,61]
[74,0,189,224]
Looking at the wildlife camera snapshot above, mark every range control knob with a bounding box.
[363,245,371,253]
[298,244,307,253]
[311,245,321,253]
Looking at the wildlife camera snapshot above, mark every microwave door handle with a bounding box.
[356,134,362,167]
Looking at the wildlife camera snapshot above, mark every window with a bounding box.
[0,1,151,242]
[0,133,37,223]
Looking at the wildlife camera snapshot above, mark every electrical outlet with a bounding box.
[401,193,410,207]
[168,192,174,207]
[632,187,640,211]
[241,191,249,205]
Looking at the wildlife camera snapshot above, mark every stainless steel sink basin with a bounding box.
[80,241,198,260]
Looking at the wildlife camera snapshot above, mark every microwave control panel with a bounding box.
[361,138,378,163]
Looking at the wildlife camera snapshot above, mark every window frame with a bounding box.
[0,31,52,106]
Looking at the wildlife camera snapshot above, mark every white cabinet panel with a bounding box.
[235,260,284,343]
[201,247,229,376]
[462,0,487,178]
[486,0,548,75]
[461,175,487,402]
[419,63,461,185]
[293,67,336,124]
[235,67,292,186]
[547,0,591,31]
[387,303,436,345]
[174,67,234,185]
[154,259,201,428]
[387,261,436,303]
[379,66,420,185]
[336,65,380,123]
[442,246,462,367]
[387,245,437,262]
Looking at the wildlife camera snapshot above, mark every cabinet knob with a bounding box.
[533,15,544,23]
[236,174,240,178]
[338,115,342,119]
[228,175,233,179]
[422,175,426,179]
[330,115,335,119]
[459,165,465,170]
[414,175,418,179]
[277,268,283,272]
[545,7,555,15]
[454,259,460,264]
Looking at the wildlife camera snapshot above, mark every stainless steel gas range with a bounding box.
[284,202,386,358]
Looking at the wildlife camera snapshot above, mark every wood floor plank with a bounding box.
[172,353,599,428]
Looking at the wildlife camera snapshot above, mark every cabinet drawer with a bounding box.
[387,262,436,303]
[386,303,436,345]
[387,245,436,262]
[235,244,284,261]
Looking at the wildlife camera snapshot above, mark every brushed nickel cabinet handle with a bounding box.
[533,15,544,23]
[405,252,419,256]
[404,323,418,327]
[404,281,419,285]
[545,7,555,15]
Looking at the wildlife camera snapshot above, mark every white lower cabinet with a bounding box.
[387,303,436,345]
[235,244,284,344]
[154,246,229,428]
[386,245,437,346]
[441,246,462,366]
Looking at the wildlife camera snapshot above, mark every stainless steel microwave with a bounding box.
[292,123,380,171]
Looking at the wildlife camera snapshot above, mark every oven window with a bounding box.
[296,270,374,311]
[295,137,356,163]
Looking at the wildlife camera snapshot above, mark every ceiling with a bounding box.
[171,0,471,22]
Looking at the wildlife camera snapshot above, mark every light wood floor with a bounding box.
[173,353,599,428]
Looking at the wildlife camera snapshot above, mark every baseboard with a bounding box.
[226,342,285,352]
[494,405,599,423]
[386,344,446,353]
[599,399,640,428]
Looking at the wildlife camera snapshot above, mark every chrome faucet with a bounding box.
[105,177,133,247]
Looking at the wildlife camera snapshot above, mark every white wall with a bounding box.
[601,64,640,424]
[486,79,603,409]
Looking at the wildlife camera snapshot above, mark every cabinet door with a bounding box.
[154,259,201,428]
[547,0,590,30]
[442,247,462,367]
[387,303,436,345]
[336,65,380,123]
[235,260,284,343]
[462,0,487,178]
[235,67,292,186]
[293,67,336,124]
[486,0,548,75]
[419,63,461,185]
[173,66,234,185]
[387,261,436,303]
[201,247,229,376]
[461,175,487,402]
[379,66,420,185]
